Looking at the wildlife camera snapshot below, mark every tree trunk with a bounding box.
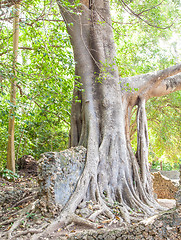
[55,0,166,223]
[36,1,181,237]
[7,4,19,173]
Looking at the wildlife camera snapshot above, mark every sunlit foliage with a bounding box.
[0,0,180,170]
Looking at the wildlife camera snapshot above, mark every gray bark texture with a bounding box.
[36,0,181,237]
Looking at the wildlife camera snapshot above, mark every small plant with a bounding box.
[0,168,19,180]
[26,212,35,219]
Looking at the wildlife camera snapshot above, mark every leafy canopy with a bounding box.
[0,0,180,170]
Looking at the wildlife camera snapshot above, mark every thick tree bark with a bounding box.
[54,0,181,223]
[55,0,165,222]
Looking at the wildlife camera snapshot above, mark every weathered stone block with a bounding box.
[37,146,86,215]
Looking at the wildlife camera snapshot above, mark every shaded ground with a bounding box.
[0,161,180,240]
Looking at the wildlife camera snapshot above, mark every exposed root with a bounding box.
[10,229,42,239]
[7,215,27,240]
[29,101,167,239]
[70,214,98,228]
[5,200,38,240]
[31,213,98,240]
[0,218,16,226]
[88,209,103,221]
[11,193,37,208]
[140,214,159,225]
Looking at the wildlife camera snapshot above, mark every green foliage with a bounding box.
[111,0,181,167]
[0,0,74,169]
[147,91,181,165]
[0,0,180,170]
[26,212,35,219]
[111,0,181,76]
[151,159,181,171]
[0,168,19,180]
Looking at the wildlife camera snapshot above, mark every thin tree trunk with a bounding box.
[7,4,19,173]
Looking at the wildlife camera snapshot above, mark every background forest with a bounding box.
[0,0,181,173]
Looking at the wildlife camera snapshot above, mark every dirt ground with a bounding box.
[0,166,180,240]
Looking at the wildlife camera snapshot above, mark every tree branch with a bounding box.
[148,73,181,98]
[119,0,173,29]
[121,64,181,105]
[136,1,164,16]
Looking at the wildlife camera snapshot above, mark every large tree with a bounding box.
[38,0,181,233]
[1,0,181,237]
